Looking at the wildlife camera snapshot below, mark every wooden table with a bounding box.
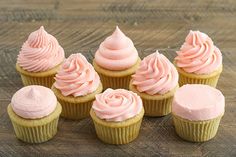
[0,0,236,156]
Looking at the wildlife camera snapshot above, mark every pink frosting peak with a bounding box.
[92,88,143,122]
[172,84,225,121]
[132,51,178,95]
[175,30,222,74]
[95,26,139,70]
[11,85,57,119]
[17,26,65,72]
[54,53,100,97]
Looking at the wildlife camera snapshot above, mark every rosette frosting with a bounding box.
[94,26,138,70]
[175,30,222,74]
[54,53,100,97]
[92,88,143,122]
[17,26,65,72]
[11,85,57,119]
[132,51,178,95]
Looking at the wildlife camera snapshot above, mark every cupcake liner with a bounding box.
[175,64,223,87]
[51,83,103,120]
[7,103,62,143]
[129,82,179,116]
[16,63,61,88]
[90,108,144,144]
[93,58,141,89]
[172,114,223,142]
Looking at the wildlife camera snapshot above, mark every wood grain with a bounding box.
[0,0,236,156]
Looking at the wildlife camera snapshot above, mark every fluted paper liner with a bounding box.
[93,58,141,89]
[16,63,62,88]
[51,83,103,120]
[7,103,62,143]
[90,108,144,144]
[130,82,179,116]
[173,114,223,142]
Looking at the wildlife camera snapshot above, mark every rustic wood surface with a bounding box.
[0,0,236,156]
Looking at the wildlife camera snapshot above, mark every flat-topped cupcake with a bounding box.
[90,88,144,144]
[93,26,141,89]
[129,51,179,116]
[16,26,65,88]
[172,84,225,142]
[51,53,103,120]
[174,30,223,87]
[7,85,62,143]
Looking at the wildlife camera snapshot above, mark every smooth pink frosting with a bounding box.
[172,84,225,121]
[175,30,222,74]
[94,26,139,70]
[17,26,65,72]
[11,85,57,119]
[92,88,143,122]
[54,53,100,97]
[132,51,178,95]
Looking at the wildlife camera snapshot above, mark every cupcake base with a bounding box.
[172,114,223,142]
[7,103,62,143]
[90,108,144,144]
[51,83,103,120]
[129,82,179,116]
[16,63,62,88]
[93,58,141,89]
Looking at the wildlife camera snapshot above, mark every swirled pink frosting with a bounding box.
[175,30,222,74]
[11,85,57,119]
[92,88,143,122]
[94,26,139,70]
[132,51,178,95]
[17,26,65,72]
[54,53,100,97]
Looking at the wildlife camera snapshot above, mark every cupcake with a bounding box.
[129,51,179,116]
[51,53,103,120]
[90,88,144,144]
[7,85,62,143]
[93,26,141,89]
[172,84,225,142]
[174,30,223,87]
[16,26,65,88]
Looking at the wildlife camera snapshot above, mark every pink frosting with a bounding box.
[175,30,222,74]
[132,51,178,95]
[172,84,225,121]
[54,53,100,97]
[11,85,57,119]
[94,26,139,70]
[17,26,65,72]
[92,88,143,122]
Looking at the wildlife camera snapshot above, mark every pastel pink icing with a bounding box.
[172,84,225,121]
[175,30,222,74]
[54,53,100,97]
[17,26,65,72]
[94,26,139,70]
[132,51,178,95]
[11,85,57,119]
[92,88,143,122]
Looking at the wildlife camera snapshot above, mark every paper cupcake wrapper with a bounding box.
[90,108,144,144]
[173,114,223,142]
[129,83,178,116]
[7,103,62,143]
[51,83,103,120]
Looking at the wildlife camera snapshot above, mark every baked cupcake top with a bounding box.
[54,53,100,97]
[175,30,222,74]
[92,88,143,122]
[17,26,65,72]
[132,51,178,95]
[11,85,57,119]
[172,84,225,121]
[94,26,138,71]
